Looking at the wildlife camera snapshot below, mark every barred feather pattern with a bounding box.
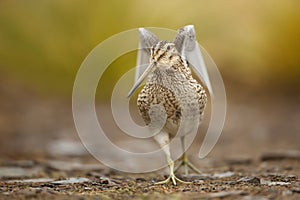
[137,41,207,138]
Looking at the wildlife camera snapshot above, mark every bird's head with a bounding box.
[150,41,179,69]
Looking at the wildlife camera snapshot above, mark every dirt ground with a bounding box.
[0,78,299,199]
[0,154,300,199]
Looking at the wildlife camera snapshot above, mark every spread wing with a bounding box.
[174,25,213,98]
[135,28,159,83]
[127,28,159,97]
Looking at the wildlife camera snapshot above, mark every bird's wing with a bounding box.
[174,25,213,98]
[135,28,159,83]
[127,28,159,97]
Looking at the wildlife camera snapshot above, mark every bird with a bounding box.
[128,25,209,185]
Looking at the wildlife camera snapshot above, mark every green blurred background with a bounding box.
[1,0,299,96]
[0,0,299,157]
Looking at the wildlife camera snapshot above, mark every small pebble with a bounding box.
[51,177,91,185]
[237,176,261,184]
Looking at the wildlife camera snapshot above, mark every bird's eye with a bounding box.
[166,45,171,51]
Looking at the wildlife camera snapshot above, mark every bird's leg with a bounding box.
[174,136,202,175]
[154,132,190,185]
[155,154,190,185]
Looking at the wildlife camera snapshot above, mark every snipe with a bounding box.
[128,25,211,185]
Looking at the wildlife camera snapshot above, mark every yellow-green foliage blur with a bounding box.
[0,0,299,97]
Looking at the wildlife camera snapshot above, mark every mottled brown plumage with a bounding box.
[137,41,207,138]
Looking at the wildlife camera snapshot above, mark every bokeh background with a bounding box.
[0,1,299,162]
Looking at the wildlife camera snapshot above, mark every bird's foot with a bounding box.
[175,154,202,175]
[155,173,191,185]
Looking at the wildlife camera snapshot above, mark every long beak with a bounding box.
[127,62,156,97]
